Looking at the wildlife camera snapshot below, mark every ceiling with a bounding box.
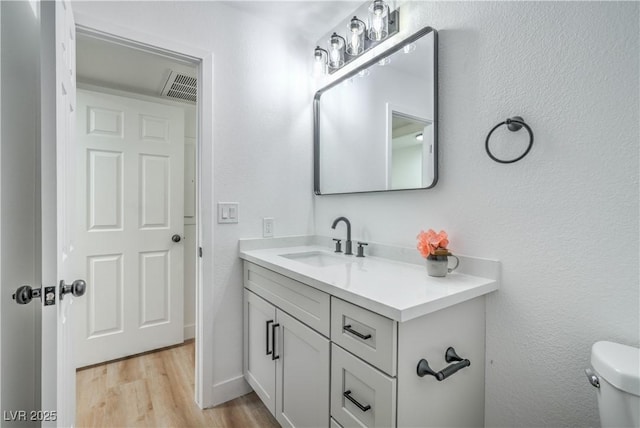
[76,33,198,100]
[76,2,362,99]
[221,1,362,41]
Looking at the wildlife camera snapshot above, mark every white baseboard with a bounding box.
[184,323,195,340]
[211,375,252,407]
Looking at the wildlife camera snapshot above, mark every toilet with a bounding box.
[587,341,640,427]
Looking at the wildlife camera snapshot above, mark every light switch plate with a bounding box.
[218,202,239,224]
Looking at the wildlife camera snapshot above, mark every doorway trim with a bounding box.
[73,12,215,408]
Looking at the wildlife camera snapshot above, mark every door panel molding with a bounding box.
[139,250,170,327]
[87,253,123,338]
[87,149,123,231]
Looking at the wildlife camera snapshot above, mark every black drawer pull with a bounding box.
[265,320,273,355]
[343,390,371,412]
[271,323,280,360]
[343,325,371,340]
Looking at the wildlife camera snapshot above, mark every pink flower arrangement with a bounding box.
[417,229,450,258]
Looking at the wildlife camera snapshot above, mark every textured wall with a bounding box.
[72,0,315,401]
[314,2,639,426]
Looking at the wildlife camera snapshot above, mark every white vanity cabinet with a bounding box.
[242,256,491,428]
[243,263,331,428]
[329,294,486,428]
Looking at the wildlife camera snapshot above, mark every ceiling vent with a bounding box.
[162,71,197,103]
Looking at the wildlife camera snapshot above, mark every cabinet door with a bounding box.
[276,310,330,428]
[244,289,277,415]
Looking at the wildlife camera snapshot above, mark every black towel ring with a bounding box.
[485,116,534,164]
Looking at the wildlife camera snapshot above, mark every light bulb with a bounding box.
[372,14,383,34]
[351,32,360,52]
[330,48,339,63]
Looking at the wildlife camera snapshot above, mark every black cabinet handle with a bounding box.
[265,320,273,355]
[343,324,371,340]
[271,323,280,360]
[343,390,371,412]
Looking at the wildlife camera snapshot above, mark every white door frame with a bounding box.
[73,13,215,408]
[0,2,3,410]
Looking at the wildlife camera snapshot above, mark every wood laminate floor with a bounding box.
[76,341,279,428]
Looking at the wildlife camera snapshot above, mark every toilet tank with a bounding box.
[590,341,640,428]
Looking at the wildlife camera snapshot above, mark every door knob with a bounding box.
[172,234,182,243]
[13,285,56,305]
[60,279,86,300]
[12,285,40,305]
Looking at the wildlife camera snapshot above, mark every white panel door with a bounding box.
[40,1,82,426]
[0,1,70,425]
[74,89,184,367]
[276,309,330,428]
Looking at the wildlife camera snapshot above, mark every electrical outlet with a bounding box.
[263,217,274,238]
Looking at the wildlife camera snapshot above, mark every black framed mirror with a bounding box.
[314,26,438,195]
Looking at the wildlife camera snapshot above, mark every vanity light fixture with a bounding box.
[416,133,424,141]
[313,0,399,75]
[314,46,328,76]
[346,16,366,56]
[368,0,390,41]
[328,32,346,70]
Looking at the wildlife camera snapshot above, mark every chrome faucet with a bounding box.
[331,217,352,255]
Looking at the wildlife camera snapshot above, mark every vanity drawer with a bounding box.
[244,262,330,337]
[331,297,397,376]
[331,344,396,428]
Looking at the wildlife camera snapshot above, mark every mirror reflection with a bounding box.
[390,111,433,190]
[314,27,437,195]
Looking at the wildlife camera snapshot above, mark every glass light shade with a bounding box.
[313,46,328,76]
[346,16,366,56]
[368,0,389,41]
[328,32,345,70]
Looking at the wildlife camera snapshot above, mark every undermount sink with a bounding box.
[280,251,350,268]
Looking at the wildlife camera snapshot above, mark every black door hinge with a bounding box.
[199,247,203,257]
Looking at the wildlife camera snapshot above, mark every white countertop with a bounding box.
[239,244,499,322]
